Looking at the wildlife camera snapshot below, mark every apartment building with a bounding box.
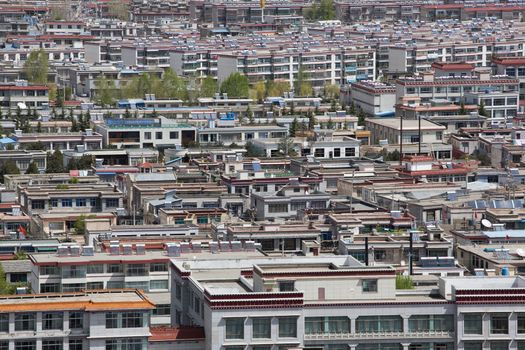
[250,182,331,221]
[171,255,525,350]
[122,44,172,68]
[0,150,46,174]
[197,125,287,147]
[96,117,196,149]
[346,80,396,117]
[45,21,86,35]
[30,246,170,325]
[217,47,376,89]
[0,82,49,109]
[492,57,525,101]
[13,129,103,152]
[0,289,153,350]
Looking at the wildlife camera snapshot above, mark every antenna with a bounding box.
[481,219,493,229]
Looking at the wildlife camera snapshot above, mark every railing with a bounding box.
[304,330,453,340]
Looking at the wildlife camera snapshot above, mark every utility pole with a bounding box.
[399,112,404,166]
[418,114,421,155]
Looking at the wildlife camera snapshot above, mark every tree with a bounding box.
[278,136,296,157]
[46,149,65,173]
[478,100,488,117]
[308,111,317,130]
[48,84,57,103]
[199,76,218,98]
[124,108,132,119]
[324,83,340,101]
[289,117,299,137]
[251,80,266,102]
[25,161,39,174]
[94,76,117,107]
[0,160,20,182]
[327,117,334,129]
[246,106,254,125]
[23,49,48,84]
[459,101,467,115]
[245,141,264,157]
[357,108,366,126]
[305,0,335,20]
[67,155,94,170]
[267,80,290,97]
[220,73,249,98]
[107,0,130,20]
[295,68,313,97]
[161,68,188,100]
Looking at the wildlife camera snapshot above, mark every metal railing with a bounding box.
[304,330,453,340]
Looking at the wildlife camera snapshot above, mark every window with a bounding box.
[334,148,341,157]
[87,264,104,274]
[0,341,8,350]
[106,312,144,328]
[15,341,36,350]
[152,304,170,316]
[40,266,60,275]
[144,132,151,140]
[464,342,483,350]
[150,263,167,272]
[107,264,123,273]
[50,199,58,207]
[15,313,36,331]
[314,148,325,158]
[356,316,403,333]
[69,312,84,329]
[69,340,83,350]
[0,314,7,332]
[125,281,149,291]
[518,313,525,333]
[90,198,97,207]
[408,315,453,332]
[42,340,62,350]
[278,317,297,337]
[491,342,509,350]
[345,148,355,157]
[76,198,87,207]
[491,314,508,334]
[106,198,119,208]
[269,203,288,213]
[170,131,179,139]
[86,282,104,290]
[279,281,295,292]
[156,132,163,139]
[105,339,144,350]
[253,318,271,338]
[150,280,169,290]
[41,283,61,293]
[42,312,63,330]
[225,318,245,339]
[62,199,72,207]
[31,200,45,210]
[362,279,378,292]
[107,281,124,289]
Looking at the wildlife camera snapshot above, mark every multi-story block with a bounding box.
[0,150,47,173]
[0,81,49,109]
[0,289,154,349]
[96,117,197,149]
[13,129,103,152]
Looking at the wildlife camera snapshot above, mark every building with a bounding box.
[12,129,103,152]
[0,81,49,109]
[0,289,153,350]
[171,254,525,350]
[346,80,396,117]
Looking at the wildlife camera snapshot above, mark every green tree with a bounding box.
[107,0,130,21]
[277,136,296,157]
[305,0,335,20]
[67,155,94,170]
[199,76,218,98]
[357,108,366,126]
[94,76,117,107]
[0,160,20,182]
[327,117,334,129]
[246,105,254,125]
[46,149,65,173]
[295,68,313,97]
[220,73,249,98]
[289,117,299,137]
[267,80,290,97]
[251,80,267,102]
[478,100,488,117]
[308,111,317,130]
[25,161,39,174]
[124,108,132,119]
[23,49,48,84]
[324,83,340,101]
[245,141,264,157]
[161,68,187,100]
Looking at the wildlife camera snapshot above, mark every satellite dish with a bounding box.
[481,219,493,229]
[517,249,525,258]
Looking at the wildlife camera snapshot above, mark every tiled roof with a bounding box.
[149,326,205,342]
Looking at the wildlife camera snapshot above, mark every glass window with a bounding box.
[345,148,356,157]
[126,264,147,276]
[278,281,295,292]
[463,314,482,334]
[362,279,378,292]
[75,198,86,207]
[491,314,508,334]
[356,316,403,333]
[107,281,124,289]
[106,312,119,328]
[305,317,324,334]
[107,264,123,273]
[464,342,483,350]
[149,263,167,272]
[69,312,84,329]
[170,131,179,139]
[86,282,104,290]
[42,312,63,330]
[15,341,36,350]
[491,342,509,350]
[106,198,119,208]
[69,340,82,350]
[0,341,8,350]
[517,342,525,350]
[42,340,62,350]
[122,312,144,328]
[150,280,168,290]
[62,199,72,207]
[0,314,8,332]
[225,318,244,339]
[156,132,163,139]
[252,318,271,339]
[357,344,402,350]
[152,304,170,316]
[15,313,36,331]
[87,264,104,274]
[408,315,454,332]
[278,317,297,338]
[518,314,525,333]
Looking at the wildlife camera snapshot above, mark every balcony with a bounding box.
[304,330,453,341]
